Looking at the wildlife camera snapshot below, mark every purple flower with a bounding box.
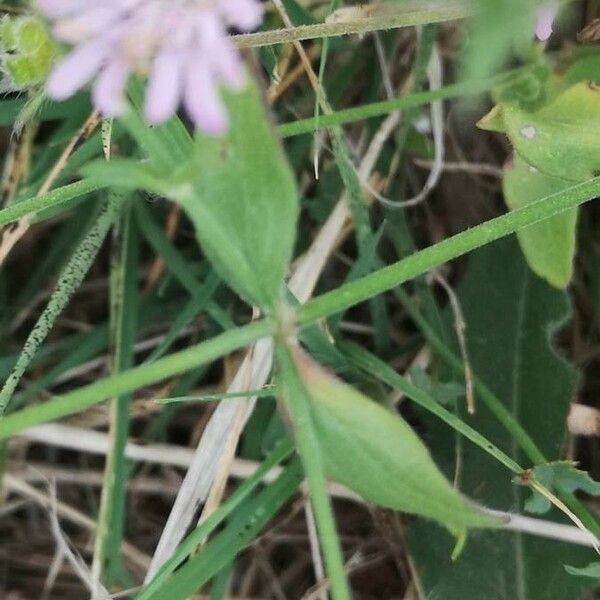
[535,3,559,42]
[38,0,263,135]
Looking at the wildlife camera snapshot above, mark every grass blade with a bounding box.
[297,177,600,324]
[0,179,102,227]
[93,200,139,589]
[0,194,121,414]
[0,319,274,440]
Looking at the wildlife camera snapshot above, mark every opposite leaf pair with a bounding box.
[85,75,499,537]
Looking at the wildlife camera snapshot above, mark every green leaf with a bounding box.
[113,77,298,312]
[181,80,299,312]
[93,201,139,586]
[0,179,103,228]
[81,158,175,197]
[410,238,593,600]
[494,82,600,181]
[523,461,600,514]
[157,388,276,404]
[565,562,600,579]
[503,153,578,288]
[293,350,499,532]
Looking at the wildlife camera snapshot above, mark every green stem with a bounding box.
[394,287,544,464]
[296,177,600,325]
[278,76,503,137]
[0,319,274,440]
[233,0,471,49]
[0,179,102,227]
[94,200,139,587]
[276,340,351,600]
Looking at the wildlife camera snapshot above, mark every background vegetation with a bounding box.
[1,0,600,598]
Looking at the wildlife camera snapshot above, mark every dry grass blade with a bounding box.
[16,423,599,549]
[4,473,150,571]
[0,110,99,266]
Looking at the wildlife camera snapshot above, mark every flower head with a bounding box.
[37,0,263,134]
[535,3,559,42]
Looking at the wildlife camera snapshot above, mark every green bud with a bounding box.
[17,18,51,54]
[0,15,56,90]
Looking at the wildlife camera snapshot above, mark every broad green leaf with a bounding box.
[523,461,600,514]
[483,82,600,181]
[565,562,600,579]
[182,81,299,312]
[410,238,593,600]
[503,153,578,288]
[293,350,499,532]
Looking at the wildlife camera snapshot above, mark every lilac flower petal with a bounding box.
[46,38,110,100]
[184,60,227,135]
[41,0,266,134]
[92,59,130,117]
[193,12,222,50]
[53,8,123,43]
[144,49,185,124]
[214,42,246,90]
[192,13,244,89]
[37,0,87,18]
[535,4,558,41]
[219,0,263,31]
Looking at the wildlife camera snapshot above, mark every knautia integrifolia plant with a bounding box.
[2,1,600,599]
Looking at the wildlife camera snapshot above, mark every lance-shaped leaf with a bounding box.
[83,78,299,313]
[292,350,499,532]
[181,82,299,313]
[503,153,578,288]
